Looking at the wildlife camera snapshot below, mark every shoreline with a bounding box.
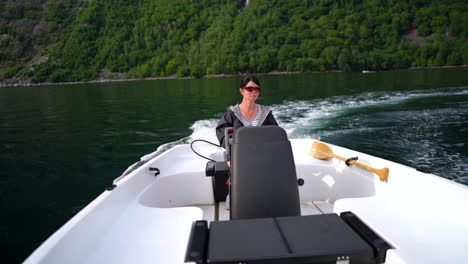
[1,65,467,88]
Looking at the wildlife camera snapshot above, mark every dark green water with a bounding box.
[1,68,467,263]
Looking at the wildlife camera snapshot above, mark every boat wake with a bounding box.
[123,86,467,183]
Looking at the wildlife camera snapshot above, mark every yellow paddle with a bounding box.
[309,141,389,182]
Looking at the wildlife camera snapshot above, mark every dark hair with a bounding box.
[239,74,260,88]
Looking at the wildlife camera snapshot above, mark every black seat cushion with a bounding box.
[230,126,301,220]
[208,214,375,264]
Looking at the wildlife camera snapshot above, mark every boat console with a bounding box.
[195,126,390,264]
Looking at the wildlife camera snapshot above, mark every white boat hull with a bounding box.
[24,139,468,264]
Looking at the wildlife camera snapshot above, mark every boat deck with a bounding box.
[198,201,334,222]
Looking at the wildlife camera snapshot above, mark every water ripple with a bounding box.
[179,86,468,183]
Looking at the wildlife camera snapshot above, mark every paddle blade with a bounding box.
[309,141,334,160]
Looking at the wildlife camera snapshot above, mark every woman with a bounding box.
[216,74,278,148]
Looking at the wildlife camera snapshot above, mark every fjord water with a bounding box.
[1,68,467,262]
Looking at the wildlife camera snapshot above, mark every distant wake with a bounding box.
[157,86,468,147]
[118,86,468,184]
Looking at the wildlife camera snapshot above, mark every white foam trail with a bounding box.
[182,86,468,142]
[120,86,467,177]
[272,86,468,139]
[188,119,219,143]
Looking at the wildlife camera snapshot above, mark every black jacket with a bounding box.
[215,104,278,147]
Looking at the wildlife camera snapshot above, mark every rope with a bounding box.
[190,139,222,162]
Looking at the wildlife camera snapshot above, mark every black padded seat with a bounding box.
[230,126,301,220]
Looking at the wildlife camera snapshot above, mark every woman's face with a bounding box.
[240,80,260,102]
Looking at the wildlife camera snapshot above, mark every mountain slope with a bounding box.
[1,0,466,85]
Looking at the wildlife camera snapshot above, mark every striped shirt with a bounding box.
[236,105,262,127]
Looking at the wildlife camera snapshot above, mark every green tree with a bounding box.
[3,0,467,83]
[337,48,351,71]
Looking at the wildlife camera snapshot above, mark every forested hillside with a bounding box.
[1,0,466,84]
